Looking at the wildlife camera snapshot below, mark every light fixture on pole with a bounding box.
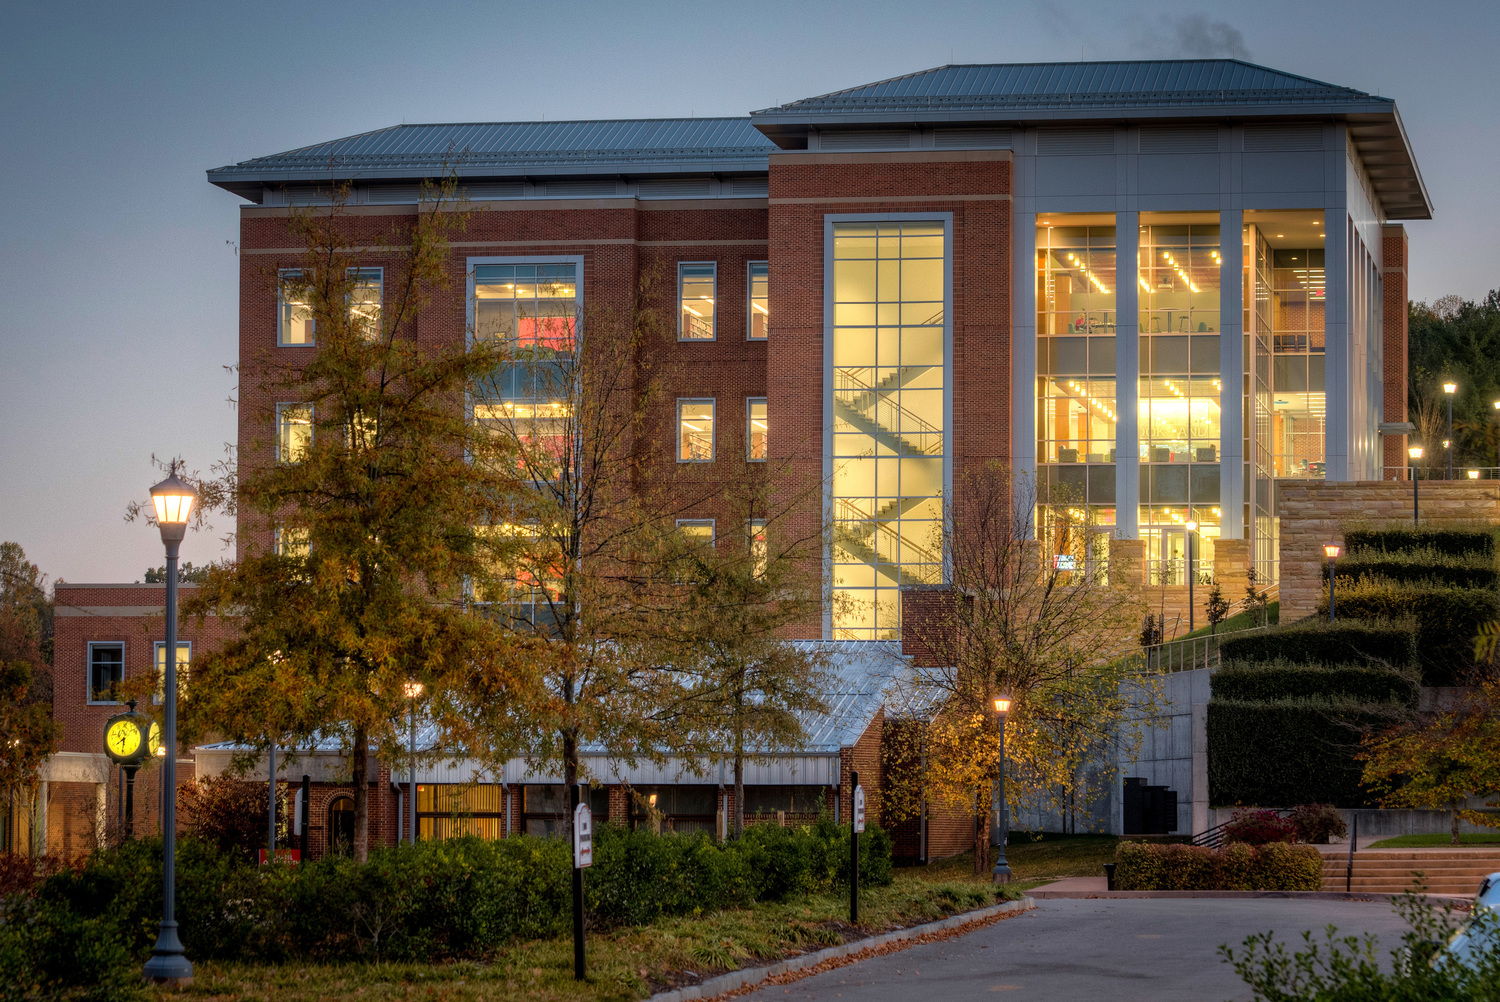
[1323,543,1342,621]
[1443,382,1457,480]
[1185,520,1199,632]
[403,681,424,844]
[1469,469,1481,481]
[991,695,1013,884]
[1408,445,1424,526]
[143,471,196,985]
[1492,400,1500,473]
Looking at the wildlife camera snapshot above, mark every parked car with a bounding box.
[1435,872,1500,973]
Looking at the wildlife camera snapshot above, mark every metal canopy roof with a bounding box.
[206,117,775,199]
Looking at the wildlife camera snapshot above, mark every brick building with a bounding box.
[32,58,1428,856]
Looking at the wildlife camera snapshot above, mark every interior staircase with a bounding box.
[1321,849,1500,895]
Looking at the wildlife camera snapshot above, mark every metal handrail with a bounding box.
[1189,807,1295,849]
[833,369,943,456]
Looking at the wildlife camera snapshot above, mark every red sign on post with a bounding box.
[258,848,301,866]
[573,802,593,868]
[853,785,866,834]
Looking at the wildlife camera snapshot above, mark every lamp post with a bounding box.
[143,471,196,985]
[1469,469,1481,481]
[1492,400,1500,474]
[1443,382,1457,479]
[991,695,1013,884]
[403,681,424,843]
[1185,520,1199,632]
[1408,445,1424,526]
[1324,543,1342,621]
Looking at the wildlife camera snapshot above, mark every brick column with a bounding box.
[1382,225,1410,476]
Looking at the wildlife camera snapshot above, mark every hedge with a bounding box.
[1113,841,1322,891]
[1329,553,1500,591]
[1207,699,1410,808]
[1216,619,1415,670]
[1211,659,1419,707]
[0,821,894,995]
[1325,582,1500,685]
[1343,526,1497,559]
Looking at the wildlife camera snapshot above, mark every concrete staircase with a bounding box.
[1321,850,1500,895]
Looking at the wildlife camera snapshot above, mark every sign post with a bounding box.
[850,771,865,924]
[571,786,592,981]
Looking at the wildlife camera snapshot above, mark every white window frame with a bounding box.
[676,519,716,544]
[748,519,768,577]
[746,260,769,341]
[746,397,768,462]
[677,262,717,341]
[275,402,313,463]
[347,266,384,338]
[153,640,192,703]
[277,268,314,346]
[87,641,125,705]
[677,398,716,463]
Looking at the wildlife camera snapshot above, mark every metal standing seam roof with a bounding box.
[197,640,906,760]
[752,59,1382,114]
[205,117,775,195]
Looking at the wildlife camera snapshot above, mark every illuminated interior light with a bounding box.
[752,303,769,314]
[683,305,703,317]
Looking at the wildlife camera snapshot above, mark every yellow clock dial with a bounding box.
[148,723,162,757]
[107,720,142,759]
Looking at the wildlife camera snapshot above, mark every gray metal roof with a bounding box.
[750,59,1429,219]
[206,117,774,198]
[753,59,1379,115]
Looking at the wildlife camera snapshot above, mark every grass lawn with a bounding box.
[908,833,1119,891]
[159,871,1021,1002]
[1369,832,1500,848]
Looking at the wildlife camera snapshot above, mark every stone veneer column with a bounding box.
[1110,537,1145,590]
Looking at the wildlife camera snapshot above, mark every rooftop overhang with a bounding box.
[751,98,1431,220]
[206,150,774,202]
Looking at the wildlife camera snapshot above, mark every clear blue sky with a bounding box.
[2,0,1496,585]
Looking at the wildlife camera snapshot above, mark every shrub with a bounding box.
[1113,841,1322,891]
[1343,526,1497,559]
[1208,699,1411,807]
[1216,620,1415,670]
[1327,581,1500,684]
[179,775,289,860]
[1287,803,1348,844]
[1330,552,1500,590]
[1221,808,1298,845]
[1211,660,1419,707]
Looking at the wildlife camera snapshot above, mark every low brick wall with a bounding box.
[1279,480,1500,619]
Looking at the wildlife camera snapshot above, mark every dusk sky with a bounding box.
[2,0,1496,586]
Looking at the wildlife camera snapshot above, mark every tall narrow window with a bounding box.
[748,519,768,577]
[677,399,715,462]
[278,269,313,346]
[678,263,717,340]
[348,267,383,338]
[830,220,947,639]
[274,525,310,558]
[747,261,769,340]
[88,642,124,703]
[276,403,312,462]
[746,397,768,461]
[154,641,191,701]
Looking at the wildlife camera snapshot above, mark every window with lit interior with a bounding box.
[276,403,312,463]
[746,397,767,461]
[677,399,715,462]
[678,263,717,340]
[747,261,769,340]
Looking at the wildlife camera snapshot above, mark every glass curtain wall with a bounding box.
[1036,220,1117,582]
[830,220,947,640]
[1139,217,1221,585]
[1246,227,1278,583]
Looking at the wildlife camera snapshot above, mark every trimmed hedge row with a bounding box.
[1113,841,1323,891]
[1216,619,1415,669]
[1330,554,1500,590]
[1343,526,1497,558]
[1324,582,1500,685]
[0,821,893,996]
[1207,699,1410,808]
[1211,659,1419,707]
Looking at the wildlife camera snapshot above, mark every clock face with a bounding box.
[148,722,162,757]
[106,719,142,760]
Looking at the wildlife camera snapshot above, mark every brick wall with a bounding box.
[1381,225,1410,472]
[1279,480,1500,618]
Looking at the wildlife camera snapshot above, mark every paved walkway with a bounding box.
[738,897,1411,1002]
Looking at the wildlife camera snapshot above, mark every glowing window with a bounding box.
[679,263,717,340]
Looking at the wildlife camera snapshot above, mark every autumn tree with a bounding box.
[1361,681,1500,844]
[172,184,539,861]
[655,487,830,838]
[0,542,57,853]
[888,471,1151,870]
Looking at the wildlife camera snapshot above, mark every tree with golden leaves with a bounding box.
[887,470,1151,871]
